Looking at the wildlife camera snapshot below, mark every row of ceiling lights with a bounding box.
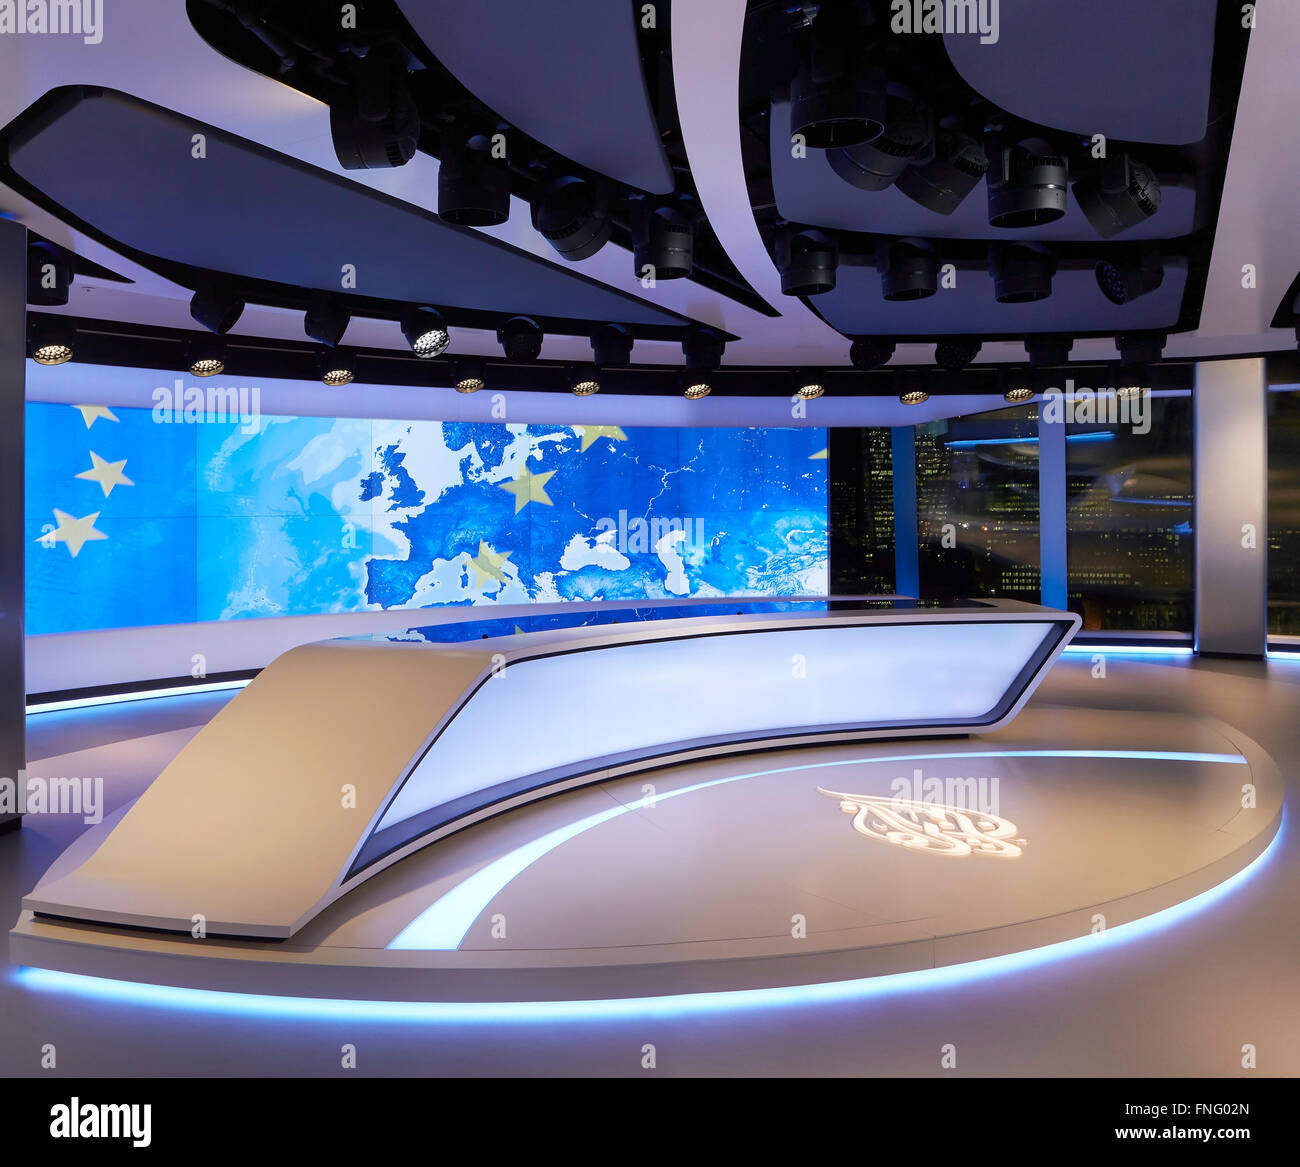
[774,229,1166,307]
[788,6,1163,235]
[28,313,1148,407]
[327,46,700,281]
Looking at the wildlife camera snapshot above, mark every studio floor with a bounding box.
[3,652,1298,1077]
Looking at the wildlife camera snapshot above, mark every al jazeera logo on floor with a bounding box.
[819,768,1026,859]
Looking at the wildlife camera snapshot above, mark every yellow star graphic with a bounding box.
[38,510,108,558]
[574,425,627,453]
[469,541,512,589]
[810,448,828,460]
[76,451,134,497]
[73,404,119,428]
[499,465,556,513]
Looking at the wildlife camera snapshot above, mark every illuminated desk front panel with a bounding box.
[24,599,1078,939]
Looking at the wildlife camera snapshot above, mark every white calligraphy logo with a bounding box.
[818,788,1025,859]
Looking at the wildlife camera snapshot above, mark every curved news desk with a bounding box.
[25,598,1079,939]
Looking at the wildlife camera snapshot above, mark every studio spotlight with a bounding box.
[827,93,929,192]
[1026,333,1074,367]
[682,325,725,370]
[897,126,989,215]
[899,387,930,406]
[990,243,1056,304]
[530,171,612,262]
[1116,331,1166,368]
[1001,369,1035,403]
[631,199,694,281]
[1096,245,1165,305]
[498,316,544,362]
[850,337,895,370]
[438,127,511,227]
[186,334,225,378]
[774,227,838,296]
[567,366,601,395]
[189,282,244,335]
[450,359,486,393]
[29,319,75,365]
[986,137,1069,228]
[401,306,449,358]
[591,323,633,368]
[1074,153,1161,238]
[934,338,982,372]
[680,369,712,399]
[793,375,825,400]
[330,49,420,170]
[304,294,351,348]
[317,348,357,387]
[788,8,885,149]
[877,238,938,301]
[27,243,72,306]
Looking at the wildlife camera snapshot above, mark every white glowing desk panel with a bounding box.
[25,600,1079,938]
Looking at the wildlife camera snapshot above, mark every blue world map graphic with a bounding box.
[25,403,828,634]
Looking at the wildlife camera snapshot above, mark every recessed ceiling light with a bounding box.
[186,334,226,377]
[795,380,825,400]
[1003,385,1034,403]
[899,388,930,406]
[29,320,75,365]
[317,348,356,387]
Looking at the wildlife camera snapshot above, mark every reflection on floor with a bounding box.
[3,656,1298,1075]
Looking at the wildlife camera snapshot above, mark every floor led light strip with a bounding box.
[388,748,1248,951]
[13,811,1283,1023]
[26,679,251,715]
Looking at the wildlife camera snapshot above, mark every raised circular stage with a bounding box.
[12,705,1283,1005]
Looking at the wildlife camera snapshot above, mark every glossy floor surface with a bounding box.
[3,654,1299,1076]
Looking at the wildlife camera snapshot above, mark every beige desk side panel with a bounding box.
[24,641,490,937]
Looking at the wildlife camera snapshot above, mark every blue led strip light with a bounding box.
[388,748,1248,952]
[13,811,1282,1022]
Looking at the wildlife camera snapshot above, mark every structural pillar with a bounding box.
[1194,358,1268,657]
[0,218,25,833]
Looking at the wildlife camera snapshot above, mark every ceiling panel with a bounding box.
[812,260,1187,338]
[397,0,675,195]
[944,0,1217,146]
[2,87,687,330]
[770,102,1198,241]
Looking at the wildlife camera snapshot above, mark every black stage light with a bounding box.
[935,338,982,372]
[1026,333,1074,367]
[29,318,75,365]
[775,227,838,296]
[788,8,885,149]
[27,243,72,306]
[318,347,357,387]
[591,323,633,368]
[680,368,712,399]
[987,138,1069,228]
[850,337,895,370]
[530,171,612,262]
[877,238,938,301]
[330,49,420,170]
[1116,331,1166,368]
[401,306,449,358]
[1096,245,1165,305]
[189,282,245,335]
[990,243,1056,303]
[682,325,725,370]
[438,128,511,227]
[304,294,351,348]
[498,316,544,362]
[631,199,694,280]
[450,358,486,393]
[567,365,601,395]
[827,94,928,192]
[897,126,989,215]
[1003,384,1034,404]
[186,334,226,378]
[899,386,930,405]
[1074,153,1161,239]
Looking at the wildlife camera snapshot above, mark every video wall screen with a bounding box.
[25,402,828,635]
